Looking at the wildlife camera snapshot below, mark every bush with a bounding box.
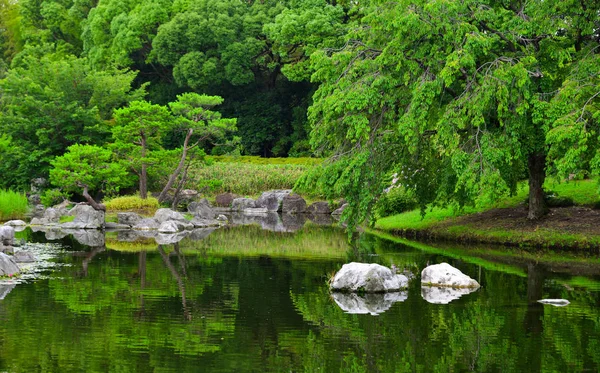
[0,190,28,221]
[374,187,417,218]
[104,195,159,213]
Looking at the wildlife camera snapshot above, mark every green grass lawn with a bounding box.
[375,178,599,232]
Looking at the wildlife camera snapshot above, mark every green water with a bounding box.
[1,226,600,372]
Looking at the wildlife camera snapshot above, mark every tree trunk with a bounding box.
[140,133,148,199]
[158,128,193,204]
[527,153,546,220]
[171,163,190,210]
[82,185,106,212]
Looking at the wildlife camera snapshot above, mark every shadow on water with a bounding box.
[1,216,600,372]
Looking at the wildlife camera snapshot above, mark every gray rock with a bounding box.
[104,222,131,230]
[255,190,292,212]
[243,207,269,214]
[282,213,306,232]
[330,262,409,293]
[64,205,105,229]
[31,207,63,226]
[282,194,307,214]
[332,291,408,315]
[306,202,331,215]
[0,284,15,300]
[13,250,36,263]
[0,226,15,247]
[3,220,27,227]
[331,203,348,217]
[231,198,256,211]
[30,177,47,193]
[117,212,144,226]
[133,218,160,231]
[28,194,41,206]
[216,214,228,222]
[32,204,45,218]
[421,286,478,304]
[158,221,179,233]
[421,263,480,288]
[0,252,20,277]
[188,199,216,219]
[154,208,187,224]
[215,193,239,207]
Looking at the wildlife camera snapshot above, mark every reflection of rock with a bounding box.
[105,222,131,230]
[158,221,179,233]
[0,284,15,300]
[330,262,409,292]
[188,228,216,240]
[421,263,480,288]
[117,230,140,242]
[281,213,306,231]
[66,229,106,247]
[13,250,36,263]
[0,252,20,276]
[538,299,570,307]
[155,232,189,245]
[421,286,478,304]
[190,218,222,228]
[307,213,333,226]
[30,226,69,241]
[332,292,408,315]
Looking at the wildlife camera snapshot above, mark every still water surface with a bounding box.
[1,224,599,372]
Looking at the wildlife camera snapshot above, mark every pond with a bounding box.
[1,222,600,372]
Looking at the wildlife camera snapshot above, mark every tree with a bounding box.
[301,0,600,229]
[49,144,129,210]
[113,100,171,199]
[158,93,237,205]
[0,54,145,188]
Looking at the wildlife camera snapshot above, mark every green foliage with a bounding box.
[40,189,69,207]
[0,189,28,221]
[209,155,321,166]
[50,144,130,196]
[374,187,417,219]
[0,54,144,188]
[104,194,159,212]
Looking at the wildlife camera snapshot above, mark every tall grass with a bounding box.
[0,190,28,221]
[208,155,322,166]
[191,162,313,196]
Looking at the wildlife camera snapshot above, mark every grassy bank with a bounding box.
[0,190,28,221]
[374,179,600,249]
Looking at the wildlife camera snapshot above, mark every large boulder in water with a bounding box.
[188,199,216,219]
[61,205,105,229]
[282,194,307,214]
[330,262,409,293]
[255,190,292,212]
[421,263,480,288]
[0,252,19,277]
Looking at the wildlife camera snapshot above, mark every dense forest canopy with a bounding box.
[0,0,599,224]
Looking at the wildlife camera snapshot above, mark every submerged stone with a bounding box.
[538,299,570,307]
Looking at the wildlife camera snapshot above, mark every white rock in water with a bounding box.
[421,263,480,288]
[421,286,478,304]
[332,292,407,315]
[538,299,570,307]
[330,262,409,293]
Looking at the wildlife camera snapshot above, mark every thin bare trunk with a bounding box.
[171,163,190,210]
[158,128,193,204]
[140,133,148,199]
[527,153,546,220]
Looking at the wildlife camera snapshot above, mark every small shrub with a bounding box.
[41,189,68,207]
[374,187,418,218]
[104,195,159,212]
[0,189,28,220]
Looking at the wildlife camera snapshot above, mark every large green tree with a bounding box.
[0,54,144,188]
[301,0,600,229]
